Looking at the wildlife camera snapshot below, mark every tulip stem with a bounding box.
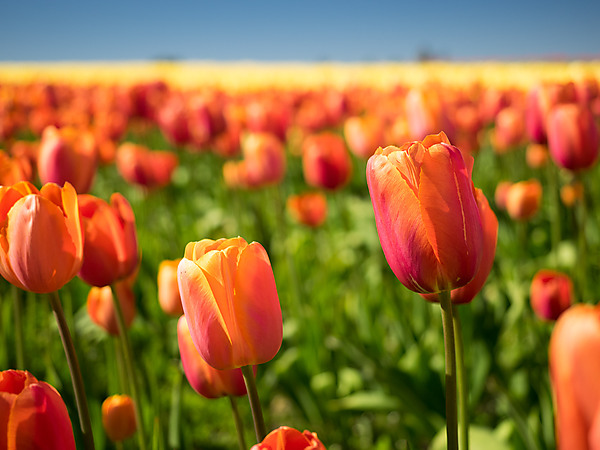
[229,395,248,450]
[241,365,267,442]
[439,290,458,450]
[12,286,25,369]
[546,163,561,266]
[453,305,468,450]
[110,285,147,450]
[49,291,95,450]
[576,174,588,301]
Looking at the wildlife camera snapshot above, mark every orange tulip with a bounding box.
[0,370,76,450]
[102,394,137,442]
[158,259,184,316]
[343,115,385,159]
[492,106,526,153]
[116,143,179,190]
[286,192,328,228]
[525,143,549,169]
[78,193,139,287]
[241,132,287,188]
[549,304,600,449]
[87,281,136,335]
[302,132,352,191]
[546,103,599,172]
[177,315,247,398]
[422,188,498,304]
[560,182,584,207]
[0,181,83,293]
[367,132,483,294]
[0,150,33,185]
[530,269,573,321]
[37,125,98,194]
[251,426,326,450]
[494,180,512,211]
[505,179,542,221]
[177,237,282,370]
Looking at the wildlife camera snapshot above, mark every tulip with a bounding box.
[494,181,512,211]
[177,315,247,398]
[366,132,483,294]
[37,125,98,194]
[530,269,573,321]
[549,304,600,449]
[525,143,549,169]
[116,143,179,190]
[0,370,76,450]
[102,394,137,442]
[405,88,454,141]
[505,179,542,221]
[0,181,83,293]
[422,188,498,304]
[546,103,599,172]
[87,281,136,335]
[526,83,575,144]
[158,259,184,316]
[241,132,287,188]
[251,426,326,450]
[287,192,328,228]
[491,106,526,153]
[0,150,33,185]
[177,237,282,370]
[560,181,584,207]
[302,132,352,191]
[343,115,385,159]
[78,193,139,287]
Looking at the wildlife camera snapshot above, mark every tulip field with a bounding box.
[1,61,600,449]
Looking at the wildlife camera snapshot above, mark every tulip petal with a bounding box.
[178,257,233,369]
[367,153,439,293]
[418,144,482,289]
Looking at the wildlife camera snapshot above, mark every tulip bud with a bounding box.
[302,132,352,191]
[0,370,76,449]
[177,316,247,398]
[367,132,483,294]
[549,304,600,449]
[286,192,328,228]
[78,193,139,287]
[87,281,136,335]
[37,125,98,194]
[158,259,183,316]
[0,181,83,293]
[177,237,282,370]
[505,179,543,221]
[530,269,573,321]
[251,426,326,450]
[546,103,599,172]
[102,394,137,442]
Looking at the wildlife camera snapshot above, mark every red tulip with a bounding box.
[87,280,136,335]
[78,193,139,287]
[251,426,326,450]
[530,269,573,321]
[505,179,542,221]
[37,125,98,194]
[177,237,282,370]
[546,103,599,172]
[422,188,498,304]
[302,132,352,191]
[367,132,483,293]
[102,394,137,442]
[177,315,248,398]
[241,132,287,188]
[158,259,184,317]
[549,304,600,449]
[287,192,328,228]
[0,181,83,293]
[0,370,76,450]
[116,143,179,190]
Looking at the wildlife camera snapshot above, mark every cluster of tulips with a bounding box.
[0,67,599,449]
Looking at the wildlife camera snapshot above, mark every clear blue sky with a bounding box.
[2,0,599,62]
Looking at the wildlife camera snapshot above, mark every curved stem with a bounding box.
[241,365,266,443]
[439,290,458,450]
[110,285,147,450]
[229,395,247,450]
[453,304,468,450]
[49,291,95,450]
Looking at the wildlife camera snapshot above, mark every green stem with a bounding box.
[168,365,183,449]
[229,395,248,450]
[114,336,130,394]
[439,290,458,450]
[241,365,266,443]
[12,286,24,369]
[49,291,95,450]
[110,285,147,450]
[576,174,588,301]
[546,163,561,266]
[453,305,468,450]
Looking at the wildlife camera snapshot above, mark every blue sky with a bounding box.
[2,0,599,62]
